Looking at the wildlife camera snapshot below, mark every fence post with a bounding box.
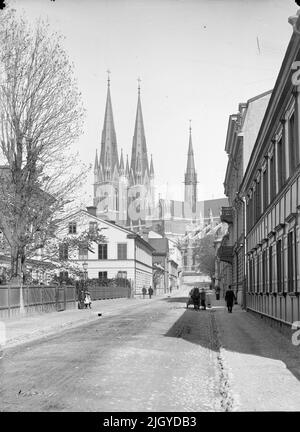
[41,285,44,312]
[8,285,10,318]
[26,286,29,313]
[64,285,66,311]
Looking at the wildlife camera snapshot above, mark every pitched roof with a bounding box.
[148,238,169,255]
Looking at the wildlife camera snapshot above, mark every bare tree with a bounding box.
[0,11,87,282]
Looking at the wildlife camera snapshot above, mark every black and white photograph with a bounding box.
[1,0,300,417]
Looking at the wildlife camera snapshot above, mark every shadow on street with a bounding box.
[164,298,300,383]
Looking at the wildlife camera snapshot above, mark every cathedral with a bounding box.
[93,77,155,227]
[92,77,228,239]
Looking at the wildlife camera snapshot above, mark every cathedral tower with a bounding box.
[128,81,154,225]
[184,123,198,215]
[94,75,120,220]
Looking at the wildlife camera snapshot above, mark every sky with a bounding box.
[9,0,298,205]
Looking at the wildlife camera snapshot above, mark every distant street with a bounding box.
[1,293,300,412]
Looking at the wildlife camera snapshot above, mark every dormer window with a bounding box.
[68,222,77,234]
[89,221,98,233]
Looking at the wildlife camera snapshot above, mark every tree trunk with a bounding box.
[10,246,22,284]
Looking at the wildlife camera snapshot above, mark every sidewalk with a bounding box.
[1,295,162,350]
[213,298,300,411]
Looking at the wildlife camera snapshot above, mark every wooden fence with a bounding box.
[0,284,76,319]
[0,282,132,318]
[86,284,131,301]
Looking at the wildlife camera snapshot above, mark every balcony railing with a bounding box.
[220,206,233,224]
[218,246,234,264]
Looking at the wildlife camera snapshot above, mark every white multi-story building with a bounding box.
[56,209,154,295]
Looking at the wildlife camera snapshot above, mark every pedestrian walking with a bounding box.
[78,289,85,309]
[215,286,221,300]
[84,290,92,309]
[142,286,147,299]
[200,288,206,310]
[148,286,153,299]
[225,285,236,313]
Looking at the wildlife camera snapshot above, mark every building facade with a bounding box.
[240,13,300,326]
[56,210,154,296]
[220,91,272,305]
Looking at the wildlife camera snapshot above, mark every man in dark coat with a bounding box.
[225,285,236,313]
[148,286,154,299]
[200,288,206,310]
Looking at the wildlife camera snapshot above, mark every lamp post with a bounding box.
[82,262,88,289]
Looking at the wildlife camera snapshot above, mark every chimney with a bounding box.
[86,206,97,216]
[141,228,149,242]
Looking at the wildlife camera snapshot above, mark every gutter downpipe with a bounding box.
[242,196,247,310]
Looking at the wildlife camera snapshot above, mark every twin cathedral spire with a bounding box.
[93,77,155,224]
[94,77,154,188]
[93,75,197,225]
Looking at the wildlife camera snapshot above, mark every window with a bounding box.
[277,138,285,190]
[98,271,107,280]
[89,221,97,233]
[117,271,127,279]
[288,230,296,292]
[256,180,261,221]
[98,244,107,260]
[68,222,77,234]
[249,257,253,292]
[247,199,251,232]
[269,246,273,292]
[256,255,260,293]
[276,240,282,292]
[117,243,127,260]
[270,154,276,201]
[289,113,299,174]
[183,253,187,267]
[262,250,267,292]
[263,168,268,211]
[79,243,88,260]
[59,243,68,260]
[59,271,68,281]
[115,188,119,211]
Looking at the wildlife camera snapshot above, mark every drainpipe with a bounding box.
[242,196,247,310]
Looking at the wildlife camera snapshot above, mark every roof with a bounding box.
[203,198,228,218]
[148,238,169,255]
[62,209,135,235]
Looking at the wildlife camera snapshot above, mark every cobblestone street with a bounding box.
[1,292,300,412]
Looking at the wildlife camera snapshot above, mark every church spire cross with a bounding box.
[107,69,111,87]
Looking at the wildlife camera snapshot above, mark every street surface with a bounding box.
[1,292,300,411]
